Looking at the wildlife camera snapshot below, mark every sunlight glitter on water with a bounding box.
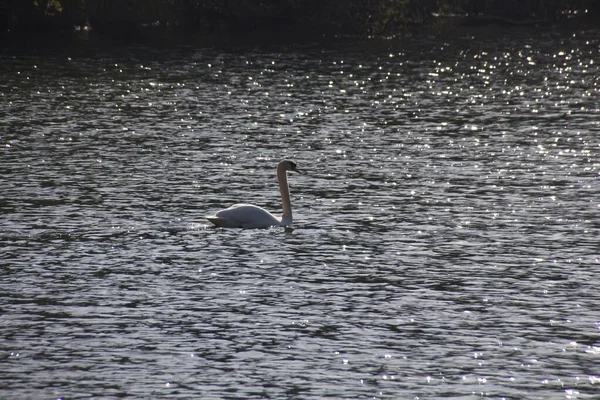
[1,28,599,399]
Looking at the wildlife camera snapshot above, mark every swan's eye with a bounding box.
[290,162,297,169]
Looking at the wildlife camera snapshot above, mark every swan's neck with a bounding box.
[277,166,292,226]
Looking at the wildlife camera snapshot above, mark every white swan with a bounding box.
[206,160,301,228]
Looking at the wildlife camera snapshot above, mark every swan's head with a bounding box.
[279,159,301,174]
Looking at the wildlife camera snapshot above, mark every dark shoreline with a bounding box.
[2,15,598,52]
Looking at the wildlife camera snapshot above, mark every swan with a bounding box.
[206,159,301,228]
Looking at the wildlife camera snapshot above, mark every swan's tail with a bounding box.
[205,215,243,228]
[205,216,221,226]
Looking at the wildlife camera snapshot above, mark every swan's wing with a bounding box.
[206,204,280,228]
[205,204,247,227]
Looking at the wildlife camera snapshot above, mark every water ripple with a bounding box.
[1,29,599,398]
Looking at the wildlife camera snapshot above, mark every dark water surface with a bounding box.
[1,27,599,399]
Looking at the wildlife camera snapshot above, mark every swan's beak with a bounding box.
[292,166,301,174]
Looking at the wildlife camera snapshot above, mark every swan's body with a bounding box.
[206,160,300,229]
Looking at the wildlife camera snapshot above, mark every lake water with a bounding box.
[1,27,599,399]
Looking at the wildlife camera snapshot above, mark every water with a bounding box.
[1,27,599,399]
